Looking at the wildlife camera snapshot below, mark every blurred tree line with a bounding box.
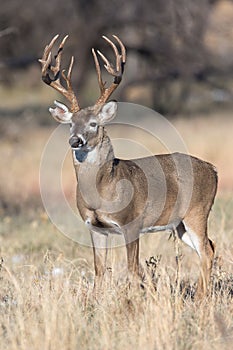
[0,0,232,114]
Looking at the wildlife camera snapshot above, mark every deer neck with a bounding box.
[72,126,115,169]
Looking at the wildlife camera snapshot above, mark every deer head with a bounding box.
[39,35,126,152]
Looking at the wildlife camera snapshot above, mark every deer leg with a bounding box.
[124,228,140,287]
[195,237,215,297]
[90,230,108,293]
[126,239,140,276]
[177,219,214,297]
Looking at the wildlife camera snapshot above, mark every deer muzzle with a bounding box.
[69,135,86,149]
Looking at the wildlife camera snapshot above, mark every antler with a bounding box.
[39,35,80,113]
[92,35,126,106]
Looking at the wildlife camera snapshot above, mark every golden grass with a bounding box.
[0,198,233,350]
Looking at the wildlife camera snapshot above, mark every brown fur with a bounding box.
[73,123,217,296]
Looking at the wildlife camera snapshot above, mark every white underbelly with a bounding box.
[85,217,180,235]
[140,219,181,234]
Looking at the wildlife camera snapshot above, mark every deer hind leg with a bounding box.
[176,218,215,297]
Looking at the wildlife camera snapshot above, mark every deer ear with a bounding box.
[49,100,73,124]
[97,101,117,124]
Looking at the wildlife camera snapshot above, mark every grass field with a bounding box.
[0,107,233,349]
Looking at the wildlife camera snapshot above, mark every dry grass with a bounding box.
[0,108,233,349]
[0,200,233,350]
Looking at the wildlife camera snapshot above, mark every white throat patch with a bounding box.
[72,148,98,164]
[85,148,98,164]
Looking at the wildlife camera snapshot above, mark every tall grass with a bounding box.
[0,197,232,350]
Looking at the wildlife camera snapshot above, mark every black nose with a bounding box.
[69,136,84,148]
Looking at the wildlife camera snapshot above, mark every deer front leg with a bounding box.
[124,229,140,286]
[90,230,108,294]
[126,239,140,276]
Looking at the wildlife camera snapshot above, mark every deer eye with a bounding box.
[90,122,97,128]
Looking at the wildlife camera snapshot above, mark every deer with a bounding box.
[39,34,217,297]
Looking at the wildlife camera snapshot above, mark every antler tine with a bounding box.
[39,35,58,70]
[112,35,126,63]
[51,35,69,76]
[93,35,126,106]
[67,56,74,81]
[102,35,121,72]
[39,34,80,113]
[46,34,59,53]
[62,55,74,89]
[92,48,105,94]
[39,35,59,82]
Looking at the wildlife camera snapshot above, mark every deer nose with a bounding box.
[69,136,85,148]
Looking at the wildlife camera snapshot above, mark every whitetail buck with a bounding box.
[39,35,217,296]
